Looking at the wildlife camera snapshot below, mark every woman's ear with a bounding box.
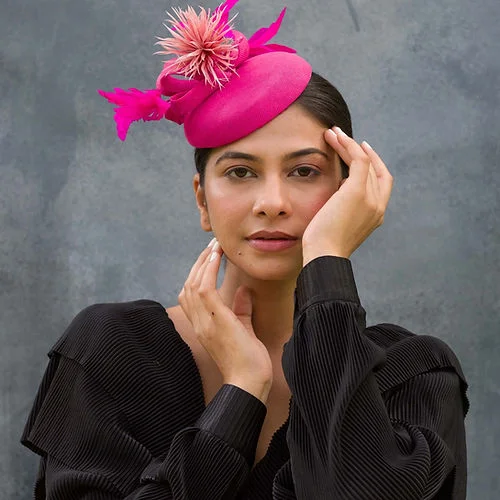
[193,174,212,232]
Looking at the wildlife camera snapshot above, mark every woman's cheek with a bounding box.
[207,196,246,243]
[303,193,333,222]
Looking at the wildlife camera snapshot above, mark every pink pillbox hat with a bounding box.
[99,0,312,148]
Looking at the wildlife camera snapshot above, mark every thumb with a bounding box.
[232,286,253,321]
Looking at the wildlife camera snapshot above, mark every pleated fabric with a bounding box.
[22,256,468,499]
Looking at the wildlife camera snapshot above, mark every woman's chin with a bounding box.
[226,254,302,283]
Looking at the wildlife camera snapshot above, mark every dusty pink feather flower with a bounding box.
[155,6,238,88]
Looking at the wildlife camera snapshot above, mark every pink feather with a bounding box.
[98,88,170,141]
[248,8,287,46]
[215,0,240,27]
[249,43,296,57]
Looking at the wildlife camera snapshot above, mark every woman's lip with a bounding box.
[247,238,299,252]
[247,231,296,239]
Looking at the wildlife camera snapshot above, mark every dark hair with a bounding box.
[194,72,352,185]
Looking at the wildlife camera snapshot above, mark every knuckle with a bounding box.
[366,199,378,213]
[348,150,361,162]
[350,148,369,162]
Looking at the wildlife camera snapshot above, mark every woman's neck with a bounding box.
[218,260,297,352]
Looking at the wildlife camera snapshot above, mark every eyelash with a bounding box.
[291,166,320,178]
[225,167,254,179]
[225,166,320,179]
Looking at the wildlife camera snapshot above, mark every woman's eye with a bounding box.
[291,166,319,177]
[227,167,254,178]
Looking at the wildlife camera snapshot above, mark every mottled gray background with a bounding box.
[1,0,499,498]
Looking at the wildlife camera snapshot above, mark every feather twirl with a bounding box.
[155,5,238,88]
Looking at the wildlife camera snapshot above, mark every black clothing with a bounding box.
[22,257,469,499]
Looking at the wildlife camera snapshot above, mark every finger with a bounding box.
[181,238,216,324]
[193,240,221,289]
[185,238,216,286]
[358,142,378,195]
[232,286,254,333]
[361,141,388,179]
[198,241,223,300]
[191,242,225,330]
[324,128,352,166]
[333,127,370,186]
[361,141,394,207]
[367,162,380,202]
[191,239,219,289]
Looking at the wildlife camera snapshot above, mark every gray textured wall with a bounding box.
[1,0,499,498]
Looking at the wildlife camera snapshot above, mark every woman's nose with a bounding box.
[252,177,292,218]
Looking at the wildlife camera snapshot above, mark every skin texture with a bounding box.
[178,103,393,404]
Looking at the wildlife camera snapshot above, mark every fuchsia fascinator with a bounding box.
[99,0,312,148]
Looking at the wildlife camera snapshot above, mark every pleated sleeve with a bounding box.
[21,302,267,499]
[274,256,469,500]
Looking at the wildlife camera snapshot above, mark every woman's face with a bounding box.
[194,103,344,281]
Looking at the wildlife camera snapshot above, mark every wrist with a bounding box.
[302,245,350,266]
[224,378,272,404]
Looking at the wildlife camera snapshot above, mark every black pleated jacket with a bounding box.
[22,256,469,499]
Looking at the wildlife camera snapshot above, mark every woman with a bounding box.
[21,1,468,498]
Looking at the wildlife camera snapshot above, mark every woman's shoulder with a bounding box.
[365,323,468,397]
[49,299,195,386]
[52,299,167,354]
[23,301,205,461]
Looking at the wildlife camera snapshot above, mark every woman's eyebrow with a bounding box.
[215,148,329,166]
[284,148,330,161]
[215,151,259,165]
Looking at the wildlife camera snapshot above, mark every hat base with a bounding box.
[184,52,312,148]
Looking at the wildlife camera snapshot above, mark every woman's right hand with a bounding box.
[302,128,393,263]
[179,239,273,403]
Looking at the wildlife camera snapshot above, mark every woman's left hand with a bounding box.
[302,127,394,264]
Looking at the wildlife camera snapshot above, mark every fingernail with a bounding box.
[208,237,216,248]
[212,241,220,252]
[362,141,372,149]
[333,126,345,136]
[209,251,218,262]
